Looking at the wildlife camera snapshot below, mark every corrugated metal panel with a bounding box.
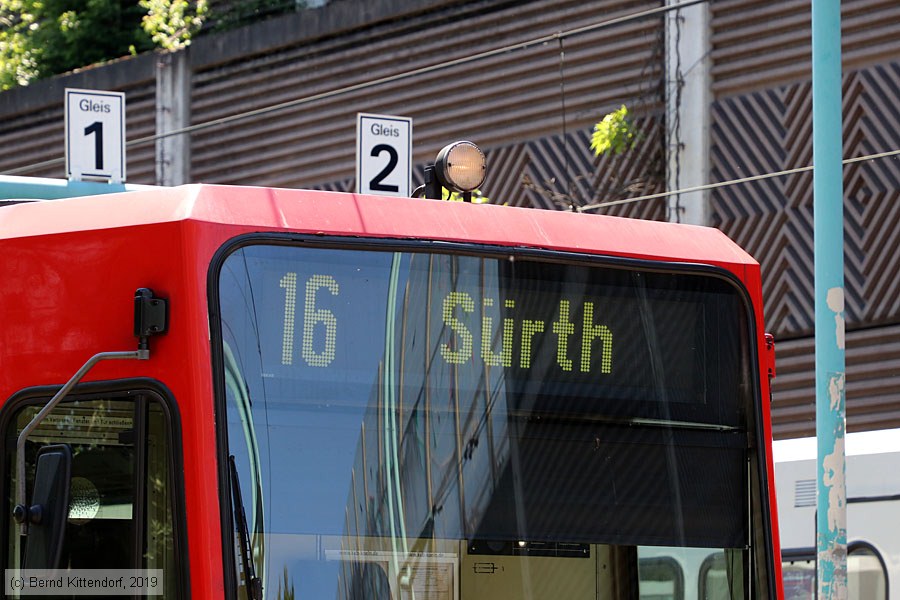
[189,0,666,208]
[0,105,66,178]
[123,82,158,185]
[771,326,900,439]
[711,0,900,98]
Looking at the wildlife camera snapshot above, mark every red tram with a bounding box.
[0,184,781,599]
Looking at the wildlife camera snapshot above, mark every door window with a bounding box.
[3,390,182,598]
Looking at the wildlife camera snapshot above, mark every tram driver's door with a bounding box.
[3,390,182,599]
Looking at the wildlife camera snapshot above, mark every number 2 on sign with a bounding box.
[369,144,399,192]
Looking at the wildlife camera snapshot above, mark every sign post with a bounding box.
[65,89,126,183]
[356,113,412,197]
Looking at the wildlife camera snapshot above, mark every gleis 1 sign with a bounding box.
[64,88,126,183]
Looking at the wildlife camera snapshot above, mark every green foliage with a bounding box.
[0,0,308,90]
[0,0,209,90]
[590,105,636,157]
[0,1,42,88]
[442,188,490,204]
[140,0,207,51]
[39,0,153,76]
[0,0,155,90]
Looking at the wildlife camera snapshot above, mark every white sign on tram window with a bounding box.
[356,113,412,197]
[65,88,126,183]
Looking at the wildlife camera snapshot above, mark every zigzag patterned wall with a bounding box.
[712,61,900,338]
[711,60,900,437]
[473,117,666,220]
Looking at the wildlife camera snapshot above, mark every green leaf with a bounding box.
[590,105,635,157]
[442,188,491,204]
[140,0,207,51]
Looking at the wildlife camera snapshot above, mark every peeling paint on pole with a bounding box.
[818,373,847,599]
[827,287,845,349]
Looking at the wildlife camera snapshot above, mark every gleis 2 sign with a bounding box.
[356,113,412,198]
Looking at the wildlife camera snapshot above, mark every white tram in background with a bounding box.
[774,429,900,599]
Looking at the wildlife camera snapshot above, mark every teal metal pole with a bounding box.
[813,0,846,598]
[0,175,156,201]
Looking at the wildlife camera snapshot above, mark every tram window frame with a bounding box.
[638,556,685,600]
[0,380,188,599]
[847,541,888,600]
[208,234,778,600]
[699,551,746,599]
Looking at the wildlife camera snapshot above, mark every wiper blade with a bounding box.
[627,417,741,432]
[229,455,263,600]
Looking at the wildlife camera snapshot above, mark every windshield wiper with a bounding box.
[627,417,742,432]
[229,455,263,600]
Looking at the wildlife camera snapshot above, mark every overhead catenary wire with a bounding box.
[2,0,707,177]
[577,148,900,212]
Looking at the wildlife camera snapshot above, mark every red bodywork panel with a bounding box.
[0,185,781,598]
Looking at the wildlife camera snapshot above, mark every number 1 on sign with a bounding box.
[84,121,104,170]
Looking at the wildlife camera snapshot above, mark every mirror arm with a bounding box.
[14,350,147,535]
[14,287,166,535]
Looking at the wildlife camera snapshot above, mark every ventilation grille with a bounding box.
[794,479,817,508]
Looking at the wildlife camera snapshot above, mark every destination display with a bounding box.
[219,245,747,424]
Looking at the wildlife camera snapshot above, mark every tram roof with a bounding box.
[0,184,757,268]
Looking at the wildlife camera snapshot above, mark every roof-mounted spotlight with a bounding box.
[435,141,486,193]
[414,141,486,201]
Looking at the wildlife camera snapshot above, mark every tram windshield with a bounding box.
[214,243,771,600]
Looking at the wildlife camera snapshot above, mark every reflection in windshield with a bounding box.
[216,244,763,599]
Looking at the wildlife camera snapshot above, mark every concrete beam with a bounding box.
[156,50,192,186]
[665,0,711,225]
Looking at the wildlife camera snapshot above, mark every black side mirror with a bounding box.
[18,444,72,569]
